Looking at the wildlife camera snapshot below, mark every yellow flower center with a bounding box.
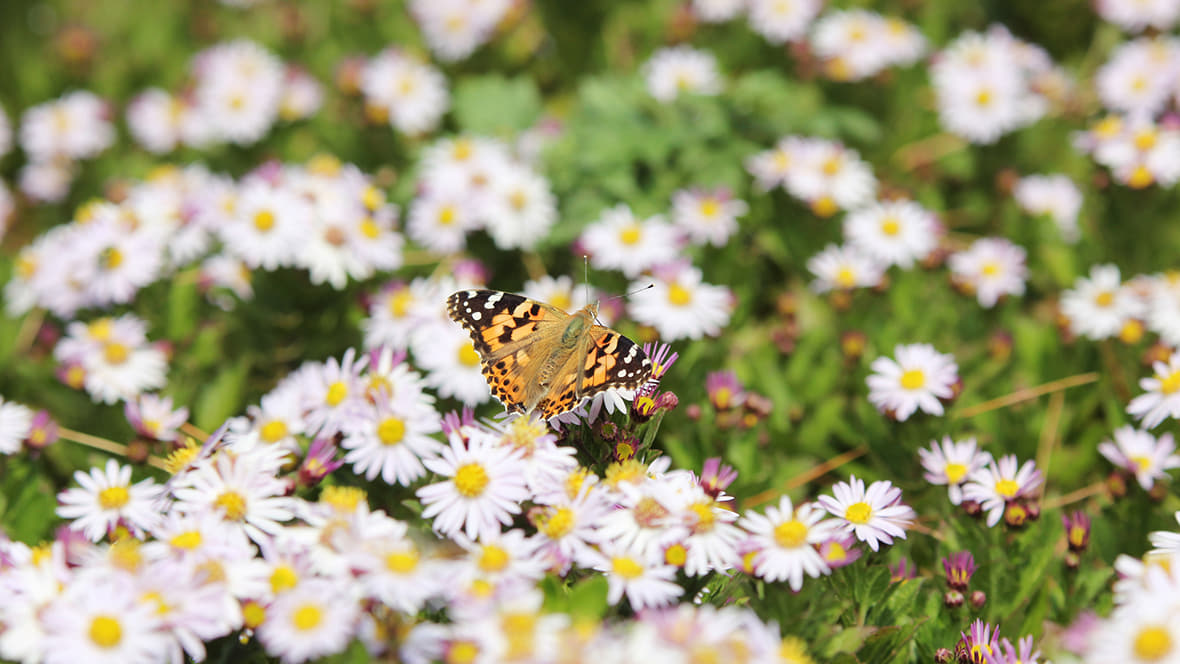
[1132,455,1153,472]
[668,283,693,306]
[103,342,130,365]
[389,290,414,317]
[362,185,383,211]
[1128,165,1154,189]
[438,205,457,226]
[981,261,1000,277]
[824,541,848,563]
[509,189,527,211]
[377,417,406,445]
[98,486,130,510]
[325,381,348,406]
[1134,625,1172,660]
[88,615,123,648]
[995,479,1019,499]
[773,519,808,548]
[1134,129,1158,151]
[688,502,716,532]
[1094,291,1115,307]
[385,550,419,573]
[478,544,509,572]
[292,605,322,632]
[260,420,288,443]
[975,89,993,107]
[665,543,687,566]
[253,210,276,231]
[170,530,202,550]
[458,342,481,367]
[844,501,872,524]
[17,254,37,280]
[270,565,298,593]
[540,507,575,539]
[215,490,248,521]
[944,462,968,484]
[242,600,266,628]
[899,369,926,390]
[448,640,480,664]
[821,156,842,176]
[100,247,123,270]
[699,198,720,218]
[1158,371,1180,395]
[879,217,901,236]
[549,291,572,311]
[835,267,856,289]
[619,224,642,245]
[611,556,644,579]
[454,463,490,497]
[811,196,838,218]
[321,485,366,512]
[360,218,380,239]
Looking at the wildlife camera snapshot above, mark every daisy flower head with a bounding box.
[340,394,444,487]
[817,476,914,552]
[866,343,959,421]
[414,322,495,406]
[279,66,323,121]
[407,176,480,254]
[919,436,992,505]
[948,237,1028,308]
[580,204,683,278]
[737,495,839,590]
[408,0,512,62]
[522,275,594,317]
[810,10,928,81]
[18,158,75,203]
[360,48,449,135]
[747,0,823,45]
[783,138,878,216]
[1084,574,1180,664]
[191,40,285,145]
[53,315,169,405]
[217,178,309,271]
[959,619,1002,664]
[961,455,1044,527]
[124,394,189,443]
[416,428,530,540]
[627,262,734,341]
[126,88,187,154]
[844,199,940,269]
[1146,274,1180,348]
[670,187,747,247]
[170,446,297,544]
[1095,0,1180,32]
[1095,37,1180,117]
[19,90,114,162]
[807,243,885,293]
[1012,173,1082,242]
[56,459,165,542]
[744,134,807,191]
[40,574,169,664]
[1099,426,1180,490]
[300,348,370,438]
[0,396,34,455]
[576,539,683,610]
[643,46,723,102]
[1129,352,1180,429]
[691,0,745,22]
[256,578,360,664]
[1082,114,1180,189]
[1060,264,1147,340]
[482,163,557,251]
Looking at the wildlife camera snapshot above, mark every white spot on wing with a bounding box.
[484,292,504,309]
[471,311,482,321]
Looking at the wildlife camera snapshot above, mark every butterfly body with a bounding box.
[447,289,653,419]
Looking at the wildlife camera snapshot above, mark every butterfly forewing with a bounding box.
[447,289,655,419]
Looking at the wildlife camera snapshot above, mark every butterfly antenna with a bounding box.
[583,255,591,305]
[609,283,654,301]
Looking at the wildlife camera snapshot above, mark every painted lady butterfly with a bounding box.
[446,289,653,419]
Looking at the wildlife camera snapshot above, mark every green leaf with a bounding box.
[452,75,543,135]
[192,361,251,431]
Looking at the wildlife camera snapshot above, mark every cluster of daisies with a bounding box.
[919,436,1045,529]
[406,0,514,63]
[0,339,919,663]
[355,47,449,135]
[14,90,114,204]
[6,155,401,319]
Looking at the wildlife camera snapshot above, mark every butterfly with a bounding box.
[446,289,653,419]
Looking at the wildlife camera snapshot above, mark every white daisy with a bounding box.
[256,578,360,664]
[126,88,186,154]
[918,436,992,505]
[0,396,33,455]
[670,187,747,247]
[960,455,1043,527]
[19,90,114,161]
[1099,425,1180,490]
[414,323,494,406]
[1012,173,1082,242]
[737,495,839,591]
[219,179,309,270]
[1096,0,1180,32]
[417,429,530,540]
[865,343,959,421]
[806,243,885,292]
[747,0,823,44]
[171,447,297,544]
[482,164,557,250]
[581,204,683,278]
[1129,353,1180,429]
[341,397,444,487]
[643,46,723,102]
[1095,37,1179,117]
[784,139,878,216]
[692,0,745,22]
[361,48,449,135]
[1060,264,1146,340]
[816,476,914,552]
[41,574,169,664]
[844,199,940,269]
[576,540,683,610]
[627,263,733,340]
[192,40,284,145]
[407,178,479,254]
[947,237,1028,308]
[55,459,165,541]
